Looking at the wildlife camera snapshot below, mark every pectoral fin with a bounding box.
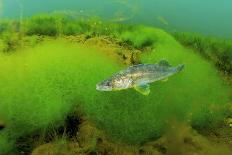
[134,83,150,95]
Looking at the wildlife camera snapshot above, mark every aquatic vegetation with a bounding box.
[173,32,232,74]
[0,135,14,155]
[25,13,107,37]
[0,40,120,153]
[22,13,136,43]
[0,32,22,52]
[0,20,23,52]
[118,26,157,49]
[25,14,61,36]
[1,13,137,47]
[0,39,6,52]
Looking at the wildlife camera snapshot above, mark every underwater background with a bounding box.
[0,0,232,155]
[1,0,232,38]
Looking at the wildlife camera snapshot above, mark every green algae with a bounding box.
[119,26,157,49]
[173,32,232,74]
[0,135,14,154]
[0,40,120,153]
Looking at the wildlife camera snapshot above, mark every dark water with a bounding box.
[1,0,232,38]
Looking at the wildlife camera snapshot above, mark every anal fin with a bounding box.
[134,83,150,95]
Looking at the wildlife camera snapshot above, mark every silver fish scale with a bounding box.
[120,64,173,85]
[126,64,170,73]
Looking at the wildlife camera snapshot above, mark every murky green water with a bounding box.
[1,0,232,38]
[0,1,232,155]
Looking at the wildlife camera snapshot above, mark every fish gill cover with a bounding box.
[0,13,231,154]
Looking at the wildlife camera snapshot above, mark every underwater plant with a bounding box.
[118,26,157,49]
[26,15,59,36]
[173,32,232,74]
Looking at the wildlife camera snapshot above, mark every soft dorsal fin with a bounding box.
[134,83,150,95]
[158,60,171,67]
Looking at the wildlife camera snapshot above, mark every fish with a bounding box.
[96,60,185,95]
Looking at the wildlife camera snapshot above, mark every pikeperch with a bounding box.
[96,60,184,95]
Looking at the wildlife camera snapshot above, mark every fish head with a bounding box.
[96,75,132,91]
[111,75,132,90]
[96,78,114,91]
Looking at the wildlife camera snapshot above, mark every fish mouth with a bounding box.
[96,84,100,90]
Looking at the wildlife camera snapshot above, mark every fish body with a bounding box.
[96,60,184,95]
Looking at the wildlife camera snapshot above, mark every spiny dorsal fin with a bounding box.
[158,60,171,67]
[134,83,150,95]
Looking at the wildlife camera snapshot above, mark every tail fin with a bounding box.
[175,64,185,73]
